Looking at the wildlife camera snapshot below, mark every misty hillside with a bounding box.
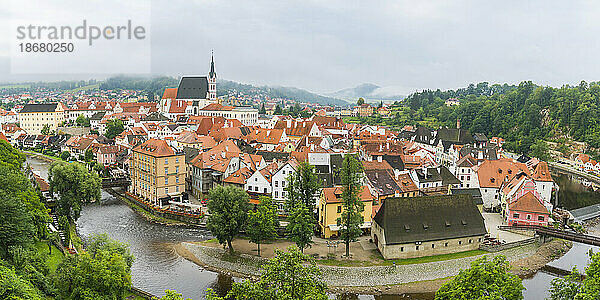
[327,83,405,101]
[217,79,348,107]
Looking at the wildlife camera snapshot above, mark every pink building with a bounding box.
[97,145,121,167]
[506,181,550,226]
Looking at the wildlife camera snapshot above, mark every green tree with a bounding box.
[84,148,94,162]
[0,166,50,240]
[530,140,551,161]
[285,162,320,211]
[286,204,315,253]
[206,246,327,300]
[206,185,251,254]
[259,102,267,114]
[357,97,365,105]
[549,250,600,300]
[0,264,43,300]
[274,105,283,115]
[284,162,320,253]
[105,119,125,139]
[0,140,25,170]
[76,115,90,127]
[48,161,101,222]
[246,196,278,256]
[435,255,524,300]
[60,151,70,161]
[0,192,35,258]
[53,235,132,300]
[40,124,51,135]
[86,233,134,269]
[155,290,191,300]
[337,154,365,257]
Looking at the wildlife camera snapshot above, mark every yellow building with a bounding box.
[130,138,186,206]
[318,186,374,238]
[18,103,66,134]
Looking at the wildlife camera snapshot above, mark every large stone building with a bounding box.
[371,194,486,259]
[18,103,66,134]
[130,138,185,206]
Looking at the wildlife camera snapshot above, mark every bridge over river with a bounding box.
[548,161,600,189]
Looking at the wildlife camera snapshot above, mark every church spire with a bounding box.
[209,51,216,79]
[208,51,217,103]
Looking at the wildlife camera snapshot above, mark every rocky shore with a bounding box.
[176,239,569,295]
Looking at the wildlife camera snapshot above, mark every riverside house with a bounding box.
[130,138,186,206]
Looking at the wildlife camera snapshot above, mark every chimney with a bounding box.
[456,118,461,129]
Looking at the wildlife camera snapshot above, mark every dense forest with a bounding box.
[352,81,600,158]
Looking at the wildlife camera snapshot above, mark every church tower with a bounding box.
[208,53,217,102]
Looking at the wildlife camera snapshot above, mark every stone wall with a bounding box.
[379,235,484,259]
[479,237,537,252]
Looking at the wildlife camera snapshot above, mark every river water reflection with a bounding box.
[26,156,600,299]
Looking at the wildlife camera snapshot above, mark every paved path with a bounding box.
[183,242,537,287]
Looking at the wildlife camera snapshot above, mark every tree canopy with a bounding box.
[53,235,133,300]
[435,255,524,300]
[549,250,600,300]
[246,196,279,256]
[76,115,90,127]
[337,154,365,257]
[48,161,101,222]
[352,81,600,158]
[206,185,251,254]
[105,119,125,139]
[206,246,327,300]
[0,140,25,170]
[285,162,321,210]
[284,162,320,253]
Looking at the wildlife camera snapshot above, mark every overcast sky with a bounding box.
[2,0,600,95]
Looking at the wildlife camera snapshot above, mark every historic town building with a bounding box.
[371,194,486,259]
[130,139,186,206]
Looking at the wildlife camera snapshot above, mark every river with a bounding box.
[25,156,600,299]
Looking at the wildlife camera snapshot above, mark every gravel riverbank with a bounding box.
[179,240,555,293]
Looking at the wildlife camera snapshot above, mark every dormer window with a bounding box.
[404,224,410,231]
[445,221,451,227]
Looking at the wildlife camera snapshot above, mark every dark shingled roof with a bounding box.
[176,77,209,100]
[255,151,289,162]
[373,194,486,245]
[439,165,461,185]
[90,111,106,121]
[436,128,474,145]
[143,112,170,122]
[183,146,200,163]
[383,154,404,171]
[412,127,435,145]
[450,188,483,205]
[20,103,59,113]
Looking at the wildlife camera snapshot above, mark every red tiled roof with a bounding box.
[162,87,178,99]
[133,138,179,157]
[322,186,373,204]
[509,191,549,214]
